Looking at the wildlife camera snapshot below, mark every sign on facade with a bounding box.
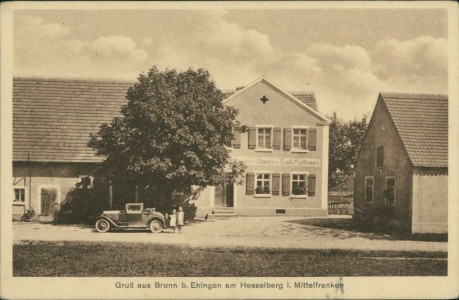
[233,156,320,167]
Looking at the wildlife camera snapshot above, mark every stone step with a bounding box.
[213,209,235,215]
[207,213,237,219]
[208,208,237,219]
[213,207,234,210]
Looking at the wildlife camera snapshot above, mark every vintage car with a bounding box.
[95,203,166,233]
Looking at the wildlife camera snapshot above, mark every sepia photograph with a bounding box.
[1,1,458,299]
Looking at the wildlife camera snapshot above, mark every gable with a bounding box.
[223,78,330,126]
[355,96,411,172]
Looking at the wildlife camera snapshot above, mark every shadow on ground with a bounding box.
[286,218,448,242]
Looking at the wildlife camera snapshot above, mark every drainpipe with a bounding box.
[28,154,32,209]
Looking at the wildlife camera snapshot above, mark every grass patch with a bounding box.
[14,241,447,277]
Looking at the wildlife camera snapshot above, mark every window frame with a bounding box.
[376,145,384,168]
[384,176,396,206]
[79,175,94,188]
[254,171,272,197]
[291,126,309,153]
[126,203,144,214]
[13,187,26,203]
[364,176,374,203]
[255,125,274,152]
[290,172,309,198]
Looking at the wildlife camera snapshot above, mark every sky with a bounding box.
[13,8,448,120]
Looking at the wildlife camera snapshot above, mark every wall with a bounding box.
[194,80,329,217]
[354,96,413,224]
[12,162,99,220]
[412,169,448,233]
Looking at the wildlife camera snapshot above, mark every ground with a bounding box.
[12,216,448,277]
[13,216,447,252]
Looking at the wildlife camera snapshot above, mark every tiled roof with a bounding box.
[13,77,132,163]
[13,77,320,163]
[380,92,448,168]
[223,90,319,112]
[291,92,318,112]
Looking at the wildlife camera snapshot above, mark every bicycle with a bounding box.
[21,208,37,222]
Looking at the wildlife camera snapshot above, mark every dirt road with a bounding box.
[12,216,447,252]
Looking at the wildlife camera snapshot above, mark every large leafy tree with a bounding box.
[328,113,368,190]
[88,67,246,208]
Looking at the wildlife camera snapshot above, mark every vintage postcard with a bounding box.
[1,1,458,299]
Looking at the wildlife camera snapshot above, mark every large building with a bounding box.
[353,93,448,233]
[193,77,331,217]
[12,76,330,221]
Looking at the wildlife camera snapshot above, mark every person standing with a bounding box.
[176,207,185,234]
[169,209,177,233]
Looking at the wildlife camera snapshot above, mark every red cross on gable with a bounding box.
[260,95,269,104]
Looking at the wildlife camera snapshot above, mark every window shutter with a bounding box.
[308,174,316,197]
[273,128,282,150]
[284,128,292,150]
[246,173,255,195]
[272,173,280,195]
[282,174,290,196]
[248,127,256,149]
[308,129,317,151]
[233,130,241,149]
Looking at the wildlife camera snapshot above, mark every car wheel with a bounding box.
[95,219,110,233]
[149,220,163,233]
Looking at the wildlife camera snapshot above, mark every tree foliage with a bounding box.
[328,113,368,190]
[88,67,246,206]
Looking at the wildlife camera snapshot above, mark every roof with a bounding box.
[13,76,326,163]
[13,77,132,163]
[380,92,448,168]
[291,93,319,112]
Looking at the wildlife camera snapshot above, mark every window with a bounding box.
[376,146,384,168]
[292,128,307,150]
[257,127,272,149]
[291,174,307,195]
[365,177,374,202]
[286,127,316,152]
[79,175,94,188]
[126,203,143,213]
[255,173,271,195]
[14,188,25,202]
[385,177,396,206]
[225,127,241,149]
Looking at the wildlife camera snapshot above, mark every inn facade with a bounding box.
[193,78,330,217]
[12,76,330,221]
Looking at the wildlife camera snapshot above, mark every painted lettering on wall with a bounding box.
[233,157,320,167]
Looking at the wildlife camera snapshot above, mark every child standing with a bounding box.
[176,207,185,234]
[169,209,177,233]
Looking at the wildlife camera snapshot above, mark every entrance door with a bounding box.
[40,187,58,216]
[214,184,234,207]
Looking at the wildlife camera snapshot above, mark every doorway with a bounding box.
[214,184,234,207]
[40,186,58,216]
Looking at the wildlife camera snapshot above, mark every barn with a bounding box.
[353,92,448,233]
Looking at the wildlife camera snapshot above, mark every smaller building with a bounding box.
[354,92,448,234]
